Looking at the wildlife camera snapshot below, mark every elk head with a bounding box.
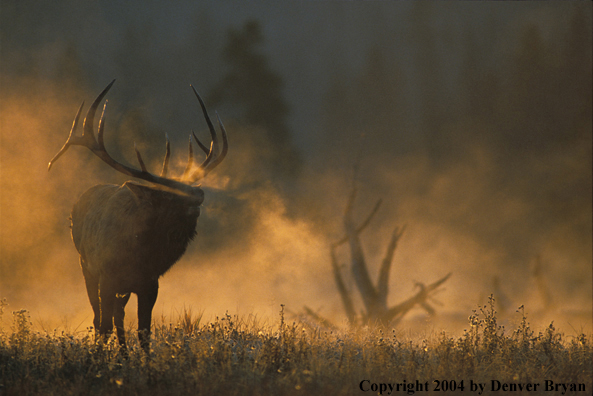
[48,80,228,351]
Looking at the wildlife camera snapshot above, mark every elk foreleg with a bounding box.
[137,280,158,352]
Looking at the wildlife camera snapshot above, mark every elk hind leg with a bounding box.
[137,280,159,352]
[98,280,116,341]
[81,259,100,333]
[114,293,131,348]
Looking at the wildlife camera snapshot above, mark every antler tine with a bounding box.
[180,130,212,181]
[83,79,116,144]
[160,134,171,177]
[201,113,228,176]
[190,86,219,162]
[183,87,229,182]
[192,130,210,154]
[97,101,107,149]
[197,139,215,170]
[134,143,148,173]
[182,134,196,180]
[48,100,85,170]
[187,118,228,181]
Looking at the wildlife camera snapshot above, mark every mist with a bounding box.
[1,1,591,336]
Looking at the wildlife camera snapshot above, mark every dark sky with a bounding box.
[2,1,579,150]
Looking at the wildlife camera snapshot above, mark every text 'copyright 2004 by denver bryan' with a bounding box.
[359,379,586,394]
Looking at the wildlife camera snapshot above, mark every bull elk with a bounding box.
[48,80,228,351]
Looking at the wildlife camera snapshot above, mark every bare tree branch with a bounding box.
[376,225,406,306]
[302,306,338,330]
[330,246,356,324]
[343,188,379,317]
[384,273,452,324]
[332,198,383,248]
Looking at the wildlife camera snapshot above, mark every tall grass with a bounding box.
[0,297,591,395]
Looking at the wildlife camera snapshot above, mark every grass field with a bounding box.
[0,298,591,395]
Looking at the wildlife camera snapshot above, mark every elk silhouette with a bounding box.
[48,80,228,350]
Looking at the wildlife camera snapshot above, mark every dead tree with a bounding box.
[307,185,451,328]
[48,80,228,351]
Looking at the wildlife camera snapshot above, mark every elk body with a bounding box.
[48,80,228,350]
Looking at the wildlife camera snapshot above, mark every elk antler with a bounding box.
[182,85,228,183]
[48,80,228,195]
